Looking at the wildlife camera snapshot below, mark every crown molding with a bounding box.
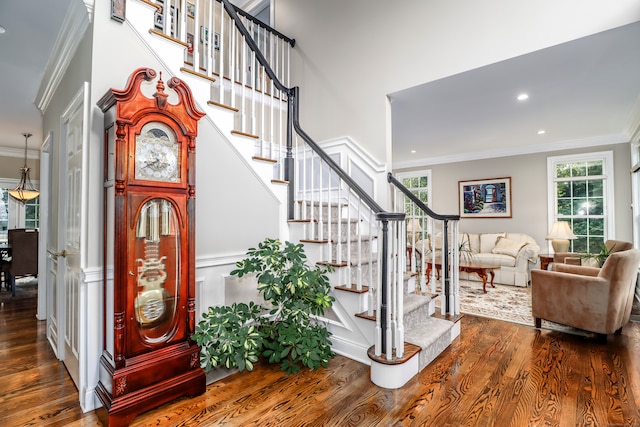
[35,0,92,114]
[393,133,629,169]
[624,94,640,143]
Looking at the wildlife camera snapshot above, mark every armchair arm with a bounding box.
[553,252,577,264]
[550,263,600,277]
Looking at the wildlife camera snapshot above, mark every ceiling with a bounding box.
[390,21,640,168]
[1,2,639,171]
[0,0,69,154]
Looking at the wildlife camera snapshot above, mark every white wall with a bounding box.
[274,0,640,168]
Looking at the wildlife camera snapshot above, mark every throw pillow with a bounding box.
[491,237,526,258]
[479,232,506,253]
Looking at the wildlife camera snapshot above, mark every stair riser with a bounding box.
[301,203,348,221]
[330,240,373,261]
[328,261,378,288]
[403,301,433,332]
[306,220,362,240]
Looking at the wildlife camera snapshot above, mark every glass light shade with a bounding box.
[9,133,39,203]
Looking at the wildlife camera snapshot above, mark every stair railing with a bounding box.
[388,173,461,316]
[152,0,294,164]
[216,0,408,360]
[150,0,410,360]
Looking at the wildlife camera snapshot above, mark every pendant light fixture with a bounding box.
[8,132,40,203]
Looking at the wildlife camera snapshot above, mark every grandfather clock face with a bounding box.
[135,122,180,183]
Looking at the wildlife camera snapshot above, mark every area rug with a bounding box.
[434,279,593,336]
[0,277,38,303]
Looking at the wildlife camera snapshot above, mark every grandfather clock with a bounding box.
[96,68,206,426]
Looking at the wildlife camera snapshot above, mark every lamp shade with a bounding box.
[406,219,422,245]
[406,219,422,233]
[546,222,576,240]
[546,221,576,253]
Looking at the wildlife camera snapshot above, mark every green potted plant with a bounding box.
[192,238,335,375]
[581,243,615,267]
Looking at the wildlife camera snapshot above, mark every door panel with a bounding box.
[48,84,88,388]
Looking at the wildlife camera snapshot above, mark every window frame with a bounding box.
[546,150,614,253]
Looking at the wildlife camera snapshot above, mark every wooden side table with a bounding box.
[539,254,554,271]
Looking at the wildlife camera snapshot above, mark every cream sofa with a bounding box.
[416,232,540,287]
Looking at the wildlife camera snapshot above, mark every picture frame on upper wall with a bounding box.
[154,0,164,31]
[187,2,196,18]
[111,0,126,22]
[459,177,512,218]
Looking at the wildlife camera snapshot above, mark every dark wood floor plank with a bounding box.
[4,296,640,426]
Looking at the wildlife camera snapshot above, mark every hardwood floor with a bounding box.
[3,296,640,426]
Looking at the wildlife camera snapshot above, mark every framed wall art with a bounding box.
[111,0,126,22]
[459,177,512,218]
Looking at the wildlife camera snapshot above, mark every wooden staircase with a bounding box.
[126,0,459,388]
[290,200,459,386]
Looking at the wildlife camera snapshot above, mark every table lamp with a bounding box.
[406,219,422,245]
[546,221,576,253]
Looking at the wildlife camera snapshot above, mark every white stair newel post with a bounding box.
[396,220,404,358]
[374,222,382,355]
[385,223,393,360]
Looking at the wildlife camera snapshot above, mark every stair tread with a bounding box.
[252,156,277,163]
[334,284,369,294]
[354,293,433,321]
[367,342,421,365]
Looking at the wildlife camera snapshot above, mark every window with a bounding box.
[547,151,614,253]
[24,197,40,229]
[0,189,8,242]
[397,170,432,240]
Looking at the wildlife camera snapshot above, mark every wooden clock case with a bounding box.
[96,68,206,426]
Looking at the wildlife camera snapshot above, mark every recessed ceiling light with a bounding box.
[411,150,416,154]
[517,93,529,101]
[538,130,546,135]
[0,26,6,34]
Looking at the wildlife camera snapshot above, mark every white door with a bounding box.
[47,84,89,387]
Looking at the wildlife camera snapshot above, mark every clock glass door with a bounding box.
[133,197,181,345]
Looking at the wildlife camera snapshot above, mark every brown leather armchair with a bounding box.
[553,239,633,266]
[531,248,640,339]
